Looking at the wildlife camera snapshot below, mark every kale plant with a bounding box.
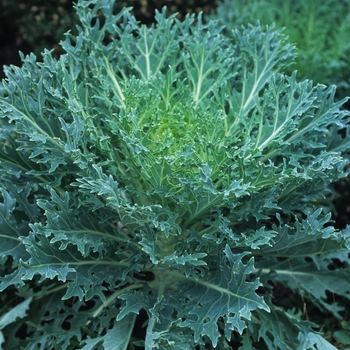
[1,0,350,348]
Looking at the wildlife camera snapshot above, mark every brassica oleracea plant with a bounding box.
[1,0,350,348]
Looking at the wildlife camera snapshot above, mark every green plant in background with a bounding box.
[210,0,350,105]
[1,0,350,348]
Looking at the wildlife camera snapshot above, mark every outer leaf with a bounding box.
[256,252,350,317]
[0,297,32,348]
[176,246,269,346]
[240,306,336,350]
[102,313,136,350]
[259,209,346,257]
